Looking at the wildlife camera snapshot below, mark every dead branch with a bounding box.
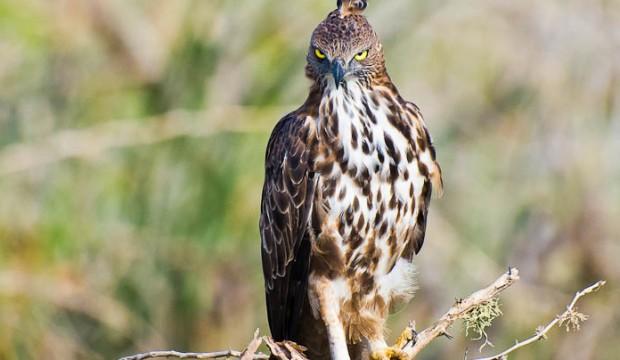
[118,350,267,360]
[118,329,270,360]
[399,268,521,358]
[264,337,308,360]
[118,269,606,360]
[240,330,264,360]
[472,280,607,360]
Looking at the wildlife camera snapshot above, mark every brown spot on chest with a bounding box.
[350,124,359,149]
[352,196,360,212]
[312,233,346,279]
[383,134,401,163]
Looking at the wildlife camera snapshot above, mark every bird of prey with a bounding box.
[260,1,443,359]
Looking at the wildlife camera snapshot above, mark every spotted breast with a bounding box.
[307,79,442,348]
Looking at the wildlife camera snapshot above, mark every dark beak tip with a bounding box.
[331,60,346,88]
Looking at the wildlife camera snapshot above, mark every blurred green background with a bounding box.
[0,0,618,359]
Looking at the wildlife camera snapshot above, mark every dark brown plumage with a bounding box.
[260,2,442,359]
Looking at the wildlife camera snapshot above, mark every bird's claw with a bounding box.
[370,347,409,360]
[394,326,416,349]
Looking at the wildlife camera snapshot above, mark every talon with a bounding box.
[371,347,409,360]
[394,327,415,349]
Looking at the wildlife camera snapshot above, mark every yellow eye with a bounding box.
[314,48,326,60]
[355,50,369,61]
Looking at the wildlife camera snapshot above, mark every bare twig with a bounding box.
[118,329,270,360]
[240,329,264,360]
[118,270,606,360]
[473,280,607,360]
[264,337,309,360]
[401,268,521,358]
[118,349,268,360]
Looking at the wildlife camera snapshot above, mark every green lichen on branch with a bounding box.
[462,297,503,349]
[558,307,589,332]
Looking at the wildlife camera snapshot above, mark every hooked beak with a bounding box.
[331,59,346,88]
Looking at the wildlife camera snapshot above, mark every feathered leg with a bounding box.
[309,276,350,360]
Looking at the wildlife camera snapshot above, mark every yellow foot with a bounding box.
[370,347,409,360]
[394,326,415,349]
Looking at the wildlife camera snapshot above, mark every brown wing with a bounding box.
[260,112,315,342]
[404,102,443,257]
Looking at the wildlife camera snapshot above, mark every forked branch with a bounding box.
[118,350,268,360]
[399,268,521,358]
[118,269,606,360]
[472,280,606,360]
[118,329,269,360]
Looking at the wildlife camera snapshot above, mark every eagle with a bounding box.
[260,1,443,359]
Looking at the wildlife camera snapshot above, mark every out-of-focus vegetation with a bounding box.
[0,0,618,359]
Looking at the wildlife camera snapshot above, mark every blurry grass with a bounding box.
[0,0,619,359]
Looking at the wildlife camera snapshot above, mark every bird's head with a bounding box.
[306,0,385,89]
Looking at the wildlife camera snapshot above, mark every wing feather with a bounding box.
[404,102,443,256]
[260,112,315,342]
